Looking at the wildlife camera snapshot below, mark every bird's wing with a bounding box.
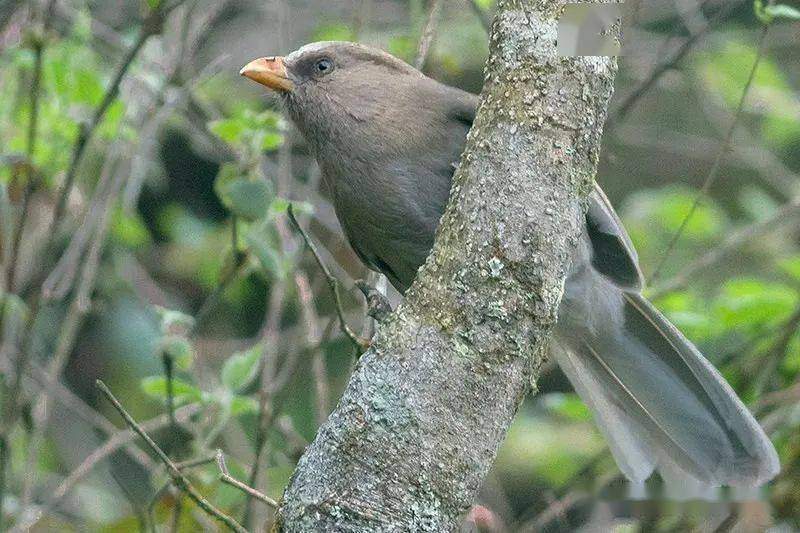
[586,185,645,291]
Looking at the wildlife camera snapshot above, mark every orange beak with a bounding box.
[240,56,294,92]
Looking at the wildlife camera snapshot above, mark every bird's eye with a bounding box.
[314,58,333,75]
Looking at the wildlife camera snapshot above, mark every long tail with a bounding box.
[553,272,780,487]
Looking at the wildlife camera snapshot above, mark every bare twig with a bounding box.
[753,306,800,396]
[216,450,278,508]
[415,0,443,70]
[5,0,56,293]
[48,24,151,236]
[176,454,218,470]
[0,436,7,532]
[244,279,287,527]
[609,0,744,126]
[95,381,247,533]
[295,272,329,425]
[148,453,218,531]
[46,0,188,235]
[10,404,201,533]
[0,14,169,503]
[649,195,800,299]
[648,24,771,285]
[287,204,369,350]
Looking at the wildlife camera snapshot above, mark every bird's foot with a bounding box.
[355,279,393,322]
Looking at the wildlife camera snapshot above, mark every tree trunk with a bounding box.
[277,1,620,530]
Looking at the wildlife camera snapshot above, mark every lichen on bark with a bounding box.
[276,1,620,531]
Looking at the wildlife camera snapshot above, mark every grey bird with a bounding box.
[240,42,780,487]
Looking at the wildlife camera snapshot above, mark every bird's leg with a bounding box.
[286,205,372,352]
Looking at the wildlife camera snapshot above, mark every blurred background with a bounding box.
[1,0,799,531]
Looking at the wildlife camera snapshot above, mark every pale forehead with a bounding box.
[283,41,420,76]
[285,41,345,62]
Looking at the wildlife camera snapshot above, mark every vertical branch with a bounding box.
[415,0,443,70]
[277,1,620,529]
[243,279,286,528]
[4,0,56,293]
[295,272,328,425]
[0,435,7,532]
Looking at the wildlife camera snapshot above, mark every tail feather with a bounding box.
[550,342,656,483]
[554,272,780,488]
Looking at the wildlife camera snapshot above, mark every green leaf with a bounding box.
[754,0,770,23]
[111,207,150,248]
[269,198,313,217]
[154,306,195,335]
[696,39,800,148]
[1,292,29,325]
[311,23,356,42]
[141,376,202,404]
[208,110,284,154]
[756,0,800,22]
[655,291,715,341]
[714,279,799,330]
[245,221,287,279]
[209,118,245,146]
[766,4,800,20]
[146,0,162,10]
[387,35,415,62]
[231,395,259,416]
[779,256,800,281]
[260,132,284,151]
[160,336,195,371]
[221,343,263,392]
[543,393,591,422]
[214,164,273,220]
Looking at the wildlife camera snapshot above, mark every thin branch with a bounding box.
[244,279,286,527]
[5,0,56,293]
[191,261,248,336]
[216,450,278,508]
[47,0,191,234]
[648,24,771,285]
[47,23,152,236]
[287,204,369,350]
[608,0,743,126]
[649,195,800,299]
[95,381,247,533]
[295,271,329,425]
[10,404,201,533]
[148,453,217,532]
[0,435,7,532]
[753,305,800,396]
[415,0,443,70]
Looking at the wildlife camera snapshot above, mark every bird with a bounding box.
[240,41,780,488]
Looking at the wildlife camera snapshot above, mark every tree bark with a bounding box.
[277,1,620,531]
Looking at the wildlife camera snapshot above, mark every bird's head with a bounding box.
[240,41,429,155]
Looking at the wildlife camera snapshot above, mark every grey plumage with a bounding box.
[244,41,780,487]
